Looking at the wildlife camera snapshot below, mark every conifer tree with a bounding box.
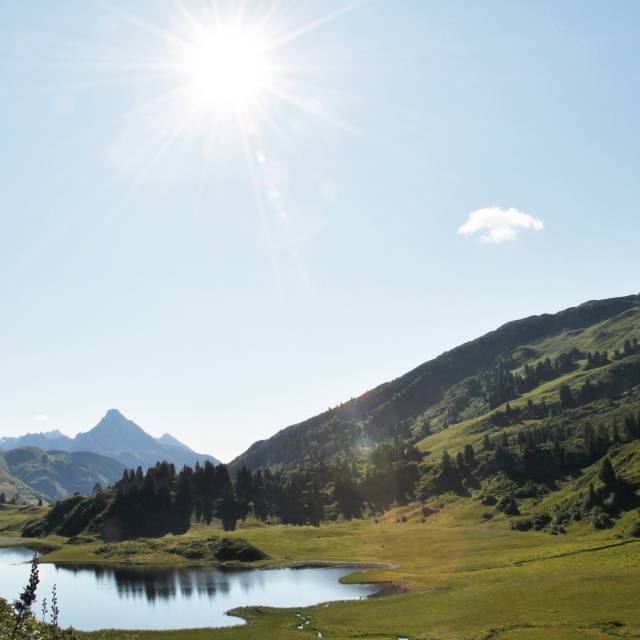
[441,450,452,472]
[599,457,616,487]
[463,443,476,467]
[12,553,40,638]
[559,385,575,409]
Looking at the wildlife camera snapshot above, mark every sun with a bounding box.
[181,23,271,114]
[90,1,365,168]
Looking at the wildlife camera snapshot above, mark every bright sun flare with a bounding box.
[181,24,271,112]
[91,1,363,167]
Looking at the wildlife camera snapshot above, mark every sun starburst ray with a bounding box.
[6,0,374,273]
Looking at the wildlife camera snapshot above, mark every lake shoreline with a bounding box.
[0,535,400,582]
[0,546,384,633]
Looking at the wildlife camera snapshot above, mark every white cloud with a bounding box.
[33,414,49,423]
[459,207,544,243]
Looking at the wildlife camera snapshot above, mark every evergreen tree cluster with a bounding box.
[560,360,640,410]
[449,410,640,494]
[491,399,550,427]
[585,338,639,370]
[112,413,640,535]
[109,443,426,532]
[552,457,637,530]
[0,493,18,506]
[359,442,422,514]
[582,421,624,461]
[484,344,640,421]
[113,461,192,536]
[585,350,610,370]
[514,349,581,393]
[613,337,640,360]
[483,349,582,409]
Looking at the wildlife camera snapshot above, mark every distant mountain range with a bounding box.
[0,409,220,469]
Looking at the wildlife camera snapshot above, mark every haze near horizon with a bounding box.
[2,1,640,460]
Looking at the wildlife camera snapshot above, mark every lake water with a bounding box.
[0,546,377,631]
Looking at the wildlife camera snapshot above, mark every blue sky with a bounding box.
[1,1,639,461]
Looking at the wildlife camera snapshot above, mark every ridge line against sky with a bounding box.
[9,289,638,463]
[1,1,639,460]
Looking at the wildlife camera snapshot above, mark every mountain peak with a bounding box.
[43,429,65,439]
[78,409,151,454]
[2,409,220,469]
[94,409,143,432]
[104,408,125,420]
[156,433,191,452]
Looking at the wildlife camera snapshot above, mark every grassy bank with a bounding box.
[2,498,640,639]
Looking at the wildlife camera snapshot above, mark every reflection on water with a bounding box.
[59,564,237,601]
[0,547,377,631]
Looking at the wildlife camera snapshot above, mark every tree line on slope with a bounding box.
[482,348,582,409]
[437,411,640,531]
[50,404,638,539]
[480,340,639,414]
[22,336,640,539]
[586,338,640,371]
[488,356,640,428]
[559,359,640,409]
[27,441,423,538]
[109,442,422,533]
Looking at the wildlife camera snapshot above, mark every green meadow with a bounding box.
[3,300,640,638]
[2,493,639,640]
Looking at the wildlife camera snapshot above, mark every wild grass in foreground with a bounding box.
[0,554,76,640]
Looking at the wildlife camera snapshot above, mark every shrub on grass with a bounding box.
[511,519,533,532]
[591,506,612,529]
[497,494,520,515]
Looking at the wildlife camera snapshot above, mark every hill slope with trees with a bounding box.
[230,294,640,471]
[0,447,125,503]
[20,293,640,541]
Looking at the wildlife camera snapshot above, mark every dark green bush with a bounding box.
[497,495,520,515]
[511,519,533,531]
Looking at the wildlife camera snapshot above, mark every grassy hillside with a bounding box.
[0,447,125,503]
[0,463,40,504]
[417,304,640,455]
[230,294,640,472]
